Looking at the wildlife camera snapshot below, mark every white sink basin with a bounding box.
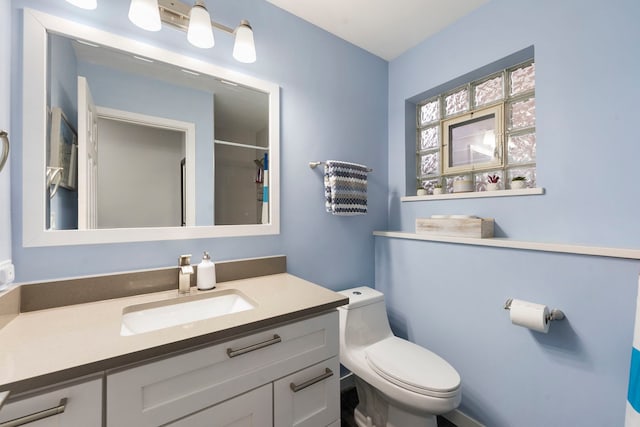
[120,290,256,336]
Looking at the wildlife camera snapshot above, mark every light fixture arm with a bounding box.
[158,0,235,34]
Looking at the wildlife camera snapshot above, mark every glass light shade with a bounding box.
[187,4,215,49]
[65,0,97,9]
[233,21,256,63]
[128,0,161,32]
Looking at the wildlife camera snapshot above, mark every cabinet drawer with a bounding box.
[107,311,338,427]
[167,384,272,427]
[274,356,339,427]
[0,377,101,427]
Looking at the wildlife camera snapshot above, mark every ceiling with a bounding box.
[266,0,489,61]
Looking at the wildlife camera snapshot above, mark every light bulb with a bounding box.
[66,0,97,10]
[187,2,215,49]
[128,0,161,32]
[233,20,256,63]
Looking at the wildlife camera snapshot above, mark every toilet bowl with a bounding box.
[338,286,461,427]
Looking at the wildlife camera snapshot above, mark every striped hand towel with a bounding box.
[627,276,640,426]
[324,160,368,216]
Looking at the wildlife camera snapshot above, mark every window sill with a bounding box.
[373,231,640,260]
[401,187,544,202]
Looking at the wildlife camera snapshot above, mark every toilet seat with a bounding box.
[365,337,461,399]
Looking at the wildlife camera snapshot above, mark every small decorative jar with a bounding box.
[510,178,527,189]
[453,178,473,193]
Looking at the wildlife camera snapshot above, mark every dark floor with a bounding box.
[340,387,456,427]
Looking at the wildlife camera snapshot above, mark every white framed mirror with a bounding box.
[22,8,279,247]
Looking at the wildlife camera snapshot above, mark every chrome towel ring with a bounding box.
[0,130,8,173]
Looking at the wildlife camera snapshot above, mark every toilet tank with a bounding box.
[338,286,393,347]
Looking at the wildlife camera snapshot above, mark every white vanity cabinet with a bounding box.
[274,356,340,427]
[106,311,340,427]
[0,376,102,427]
[166,384,272,427]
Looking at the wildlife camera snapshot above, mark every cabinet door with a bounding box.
[168,384,272,427]
[0,377,101,427]
[274,356,339,427]
[107,311,338,427]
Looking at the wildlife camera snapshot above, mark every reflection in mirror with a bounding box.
[23,9,279,246]
[47,33,269,230]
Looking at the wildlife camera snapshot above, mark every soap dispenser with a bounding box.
[196,252,216,290]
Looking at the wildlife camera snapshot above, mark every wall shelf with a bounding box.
[401,187,544,202]
[373,231,640,260]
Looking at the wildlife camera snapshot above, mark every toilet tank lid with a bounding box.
[338,286,384,309]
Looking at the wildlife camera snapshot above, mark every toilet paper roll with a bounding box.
[509,299,550,333]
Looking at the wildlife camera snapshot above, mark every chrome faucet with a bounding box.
[178,254,193,295]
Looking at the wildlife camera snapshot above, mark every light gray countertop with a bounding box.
[0,273,347,395]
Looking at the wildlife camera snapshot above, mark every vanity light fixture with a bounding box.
[65,0,97,10]
[138,0,256,63]
[187,0,215,49]
[66,0,258,62]
[232,20,256,64]
[128,0,162,31]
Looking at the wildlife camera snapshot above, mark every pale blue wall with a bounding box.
[382,0,640,425]
[0,0,11,264]
[9,0,388,285]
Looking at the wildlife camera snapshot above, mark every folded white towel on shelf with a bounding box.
[324,160,369,216]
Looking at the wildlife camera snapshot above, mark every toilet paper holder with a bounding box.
[504,298,565,321]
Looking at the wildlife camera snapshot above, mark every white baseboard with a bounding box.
[443,409,485,427]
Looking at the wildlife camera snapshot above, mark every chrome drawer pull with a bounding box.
[0,398,67,427]
[289,368,334,393]
[226,334,281,358]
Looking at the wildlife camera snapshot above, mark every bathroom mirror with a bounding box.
[22,9,280,246]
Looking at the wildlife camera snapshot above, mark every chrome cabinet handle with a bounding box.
[226,334,281,358]
[0,398,67,427]
[289,368,334,393]
[0,131,9,173]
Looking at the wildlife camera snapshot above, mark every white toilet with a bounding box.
[338,286,461,427]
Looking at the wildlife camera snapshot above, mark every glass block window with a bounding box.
[445,88,469,117]
[416,59,536,194]
[420,126,439,150]
[508,133,536,164]
[510,63,535,96]
[507,97,536,130]
[474,75,503,107]
[419,100,440,125]
[420,152,440,176]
